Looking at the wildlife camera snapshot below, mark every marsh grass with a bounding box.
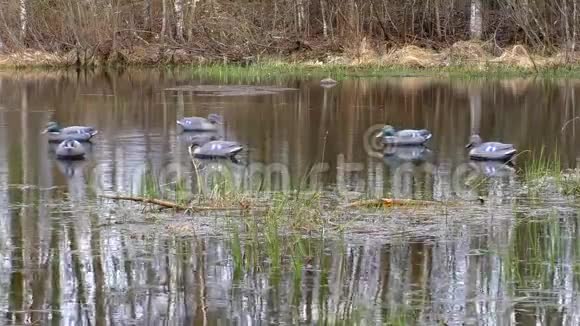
[520,147,563,197]
[504,213,562,292]
[189,62,580,84]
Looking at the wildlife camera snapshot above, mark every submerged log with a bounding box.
[345,198,439,208]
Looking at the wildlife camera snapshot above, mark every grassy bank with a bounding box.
[5,42,580,78]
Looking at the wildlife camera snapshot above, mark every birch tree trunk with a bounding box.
[161,0,167,42]
[174,0,185,42]
[573,0,578,51]
[19,0,27,43]
[469,0,483,40]
[296,0,304,32]
[320,0,328,38]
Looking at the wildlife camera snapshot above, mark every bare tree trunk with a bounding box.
[562,0,571,50]
[161,0,167,43]
[435,0,442,38]
[297,0,305,32]
[143,0,151,32]
[320,0,328,38]
[187,0,199,42]
[573,0,578,51]
[470,0,483,39]
[19,0,27,43]
[174,0,185,42]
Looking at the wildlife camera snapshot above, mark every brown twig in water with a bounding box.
[344,198,442,209]
[101,194,190,210]
[100,194,244,212]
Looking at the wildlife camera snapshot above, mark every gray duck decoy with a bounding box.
[465,134,517,161]
[177,113,223,132]
[376,125,432,146]
[55,139,86,160]
[42,121,98,142]
[188,140,243,160]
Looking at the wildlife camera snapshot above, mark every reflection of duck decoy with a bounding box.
[320,78,337,88]
[376,125,432,146]
[466,134,516,161]
[178,131,223,145]
[42,121,98,142]
[55,139,87,160]
[468,160,515,178]
[49,140,94,155]
[383,146,433,170]
[55,159,88,178]
[384,146,432,162]
[177,114,223,132]
[188,140,244,162]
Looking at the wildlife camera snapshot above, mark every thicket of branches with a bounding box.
[0,0,579,60]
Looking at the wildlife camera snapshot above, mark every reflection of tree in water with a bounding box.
[0,71,579,325]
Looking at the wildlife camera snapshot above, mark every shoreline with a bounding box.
[3,42,580,77]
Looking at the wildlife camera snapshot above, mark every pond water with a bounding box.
[0,68,580,325]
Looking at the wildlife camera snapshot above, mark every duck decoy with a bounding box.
[376,125,432,146]
[465,134,517,161]
[177,113,223,132]
[55,139,86,160]
[42,121,98,142]
[188,140,243,161]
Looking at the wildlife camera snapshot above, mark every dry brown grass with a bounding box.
[445,40,492,65]
[0,50,73,67]
[382,45,444,68]
[489,45,550,69]
[2,43,580,71]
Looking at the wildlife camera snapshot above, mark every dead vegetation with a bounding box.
[1,1,580,68]
[3,40,580,71]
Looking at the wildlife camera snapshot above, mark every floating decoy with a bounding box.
[42,121,98,142]
[188,140,243,160]
[376,125,432,146]
[55,139,86,160]
[465,134,517,161]
[177,114,223,132]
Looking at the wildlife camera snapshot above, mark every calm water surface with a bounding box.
[1,69,580,325]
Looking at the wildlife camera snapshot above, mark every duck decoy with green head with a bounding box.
[177,114,223,132]
[188,140,243,161]
[42,121,98,142]
[376,125,432,146]
[465,134,516,161]
[55,139,86,160]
